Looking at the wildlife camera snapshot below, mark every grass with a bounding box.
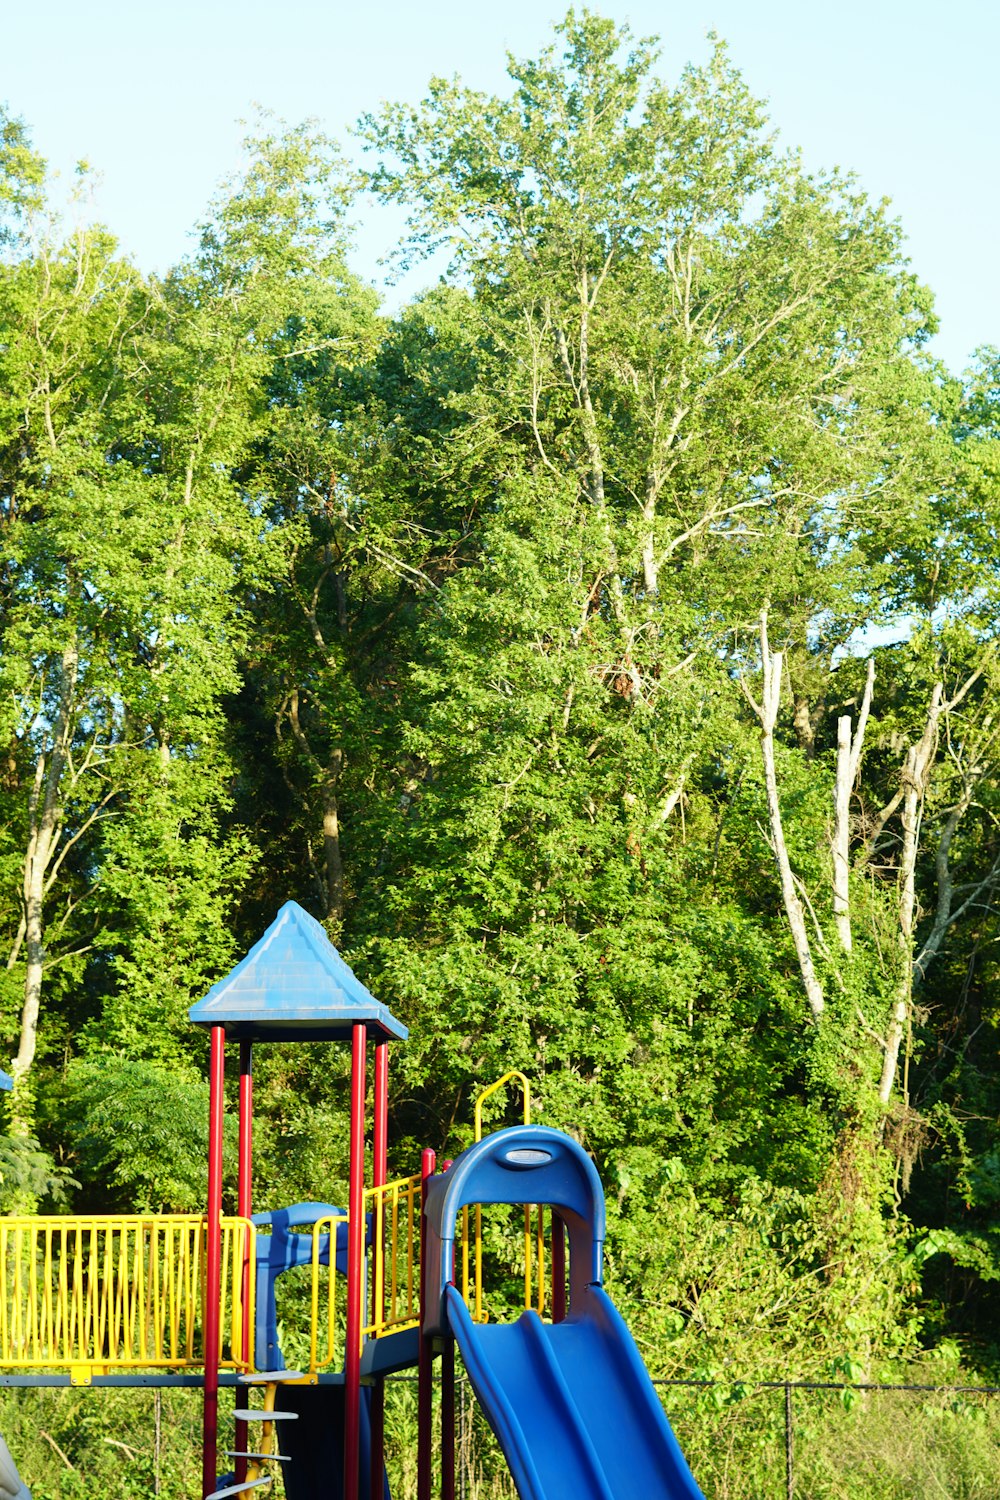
[3,1374,1000,1498]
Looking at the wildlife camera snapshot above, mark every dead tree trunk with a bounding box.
[744,612,825,1019]
[832,659,875,954]
[878,684,943,1105]
[877,661,995,1104]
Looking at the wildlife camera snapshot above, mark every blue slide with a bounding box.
[423,1127,705,1500]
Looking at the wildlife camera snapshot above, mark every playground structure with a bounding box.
[0,901,704,1500]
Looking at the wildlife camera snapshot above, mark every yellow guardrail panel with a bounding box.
[467,1072,547,1323]
[363,1174,421,1340]
[306,1212,348,1372]
[0,1215,254,1372]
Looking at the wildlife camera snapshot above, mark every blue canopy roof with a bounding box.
[188,901,407,1043]
[0,1069,12,1092]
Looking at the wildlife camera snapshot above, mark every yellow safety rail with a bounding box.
[464,1072,548,1324]
[303,1211,348,1372]
[364,1174,422,1341]
[0,1215,254,1377]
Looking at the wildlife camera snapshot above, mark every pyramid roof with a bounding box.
[188,901,407,1042]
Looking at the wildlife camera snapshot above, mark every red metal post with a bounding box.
[440,1150,455,1500]
[417,1147,437,1500]
[373,1041,389,1193]
[370,1041,390,1500]
[551,1210,566,1323]
[234,1040,253,1484]
[237,1040,254,1218]
[202,1025,226,1499]
[344,1023,368,1500]
[441,1332,456,1500]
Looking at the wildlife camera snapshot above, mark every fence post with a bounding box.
[784,1383,794,1500]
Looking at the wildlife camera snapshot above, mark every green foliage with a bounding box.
[0,106,44,237]
[56,1059,236,1212]
[89,769,258,1066]
[0,1387,203,1500]
[1,8,1000,1429]
[0,1133,75,1211]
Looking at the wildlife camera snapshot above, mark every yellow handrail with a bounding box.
[473,1071,532,1142]
[0,1215,254,1375]
[363,1174,421,1341]
[306,1213,348,1371]
[466,1072,542,1324]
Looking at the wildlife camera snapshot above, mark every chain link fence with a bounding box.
[655,1377,1000,1500]
[385,1373,1000,1500]
[3,1371,999,1497]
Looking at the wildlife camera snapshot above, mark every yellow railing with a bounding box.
[465,1072,549,1323]
[0,1216,254,1375]
[275,1070,551,1360]
[364,1174,422,1340]
[301,1212,348,1372]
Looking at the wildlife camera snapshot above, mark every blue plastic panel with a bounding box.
[422,1127,605,1334]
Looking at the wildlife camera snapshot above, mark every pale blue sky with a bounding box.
[2,0,995,372]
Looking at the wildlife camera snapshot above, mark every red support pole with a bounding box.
[344,1023,368,1500]
[202,1025,225,1499]
[370,1041,390,1500]
[417,1146,436,1500]
[235,1040,253,1485]
[440,1150,455,1500]
[237,1040,254,1219]
[441,1332,455,1500]
[373,1041,389,1195]
[551,1210,566,1324]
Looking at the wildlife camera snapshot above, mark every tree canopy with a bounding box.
[4,13,1000,1403]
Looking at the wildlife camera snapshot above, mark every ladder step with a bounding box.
[233,1410,299,1421]
[226,1452,292,1464]
[238,1370,308,1384]
[206,1479,273,1500]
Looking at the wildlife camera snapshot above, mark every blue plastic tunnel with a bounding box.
[421,1126,606,1336]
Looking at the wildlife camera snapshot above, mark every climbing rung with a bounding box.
[238,1370,308,1383]
[233,1409,299,1421]
[206,1478,273,1500]
[226,1451,292,1463]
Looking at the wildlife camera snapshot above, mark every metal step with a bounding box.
[225,1452,292,1464]
[238,1370,308,1384]
[233,1409,299,1421]
[206,1477,273,1500]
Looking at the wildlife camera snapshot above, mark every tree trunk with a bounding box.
[285,688,345,930]
[10,640,78,1130]
[641,478,658,596]
[879,684,942,1105]
[833,659,875,954]
[833,715,854,953]
[322,748,345,930]
[749,613,825,1019]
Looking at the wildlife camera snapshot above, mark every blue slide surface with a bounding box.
[447,1282,704,1500]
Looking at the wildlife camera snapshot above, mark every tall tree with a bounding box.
[343,11,986,1370]
[357,9,935,1119]
[0,118,357,1125]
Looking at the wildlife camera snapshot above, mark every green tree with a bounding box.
[347,9,962,1368]
[0,118,355,1137]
